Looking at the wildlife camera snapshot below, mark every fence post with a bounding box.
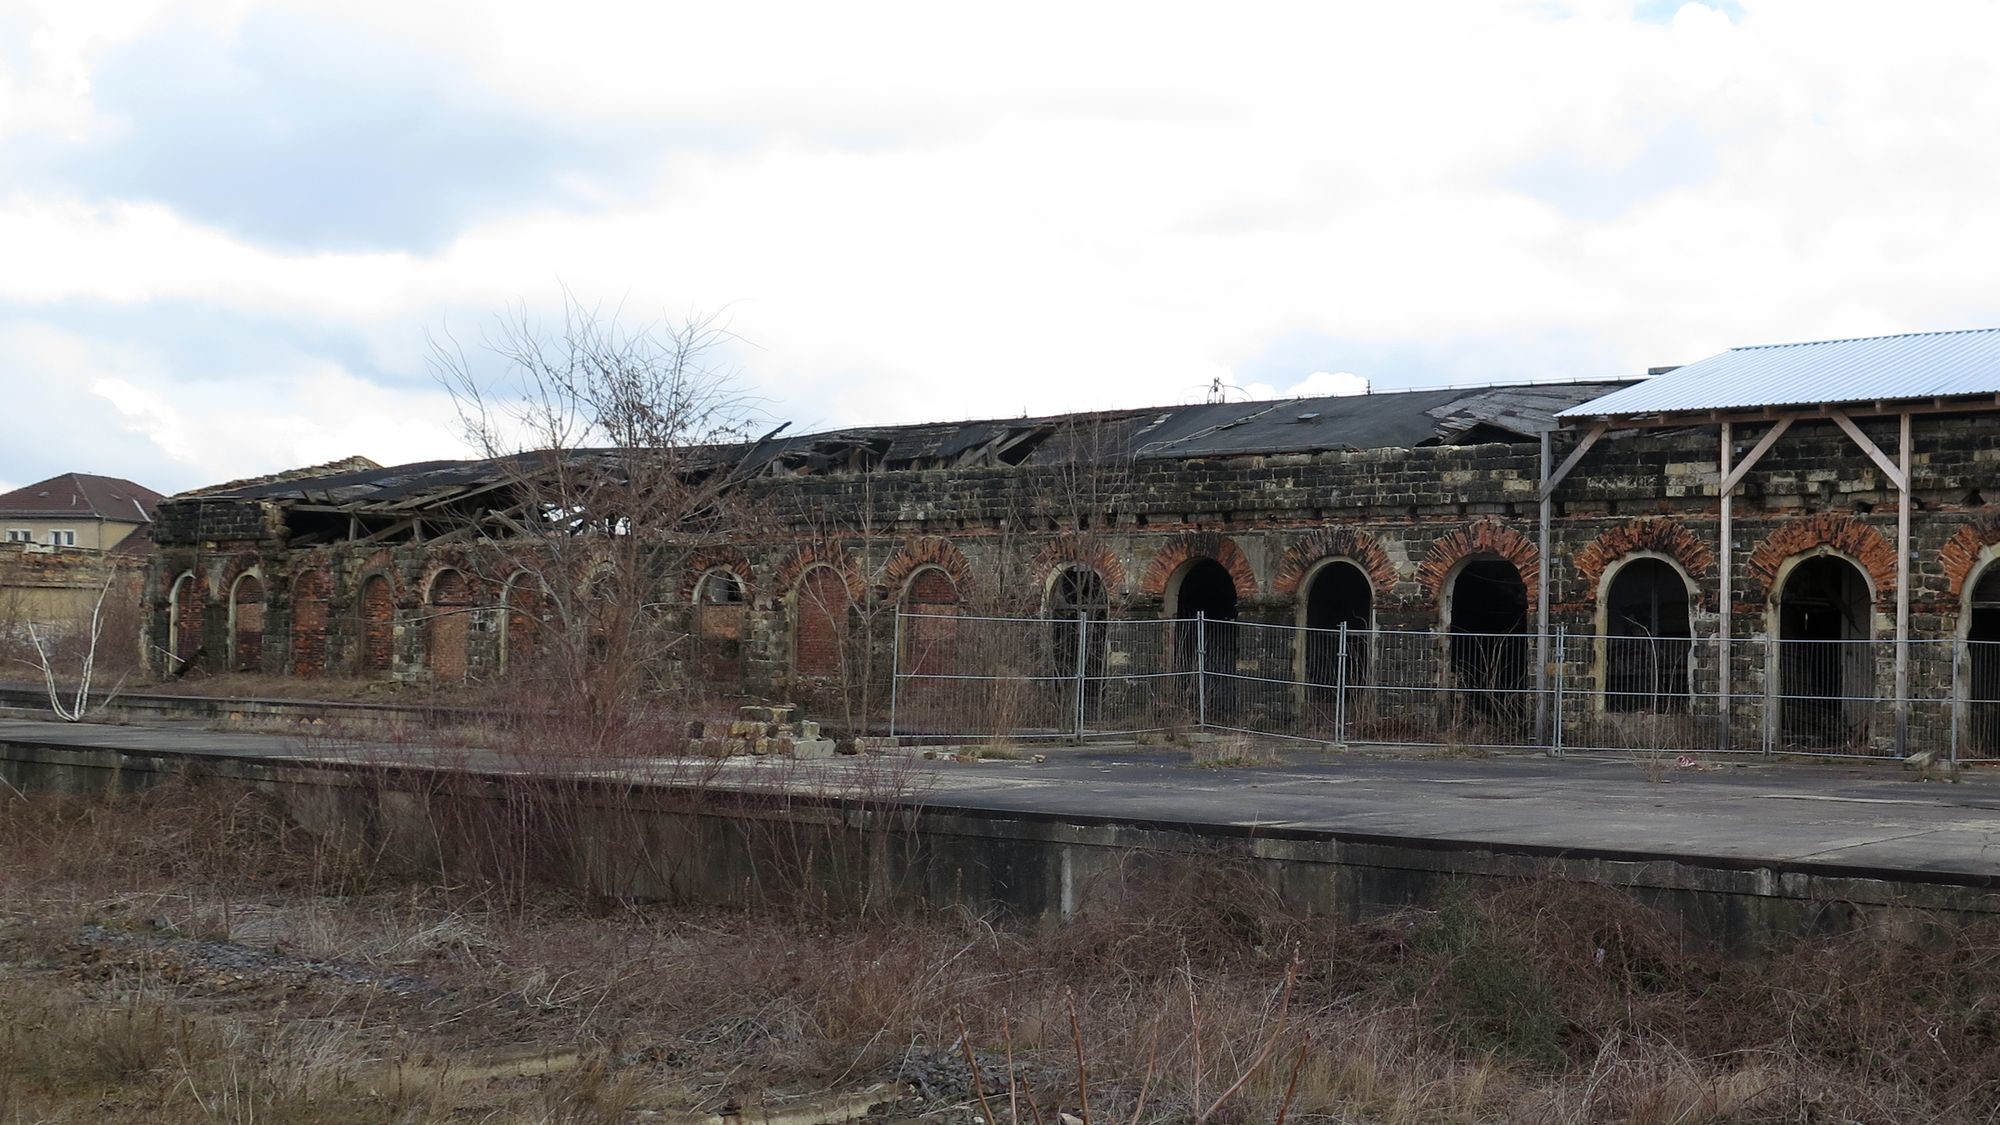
[1551,627,1566,757]
[888,610,902,740]
[1196,611,1207,730]
[1762,633,1778,755]
[1074,610,1088,743]
[1953,635,1966,764]
[1335,622,1349,747]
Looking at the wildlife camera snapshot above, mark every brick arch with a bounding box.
[353,571,399,674]
[289,567,331,678]
[1138,532,1259,601]
[1573,518,1716,608]
[880,537,973,597]
[1745,513,1896,610]
[679,547,755,602]
[168,570,208,664]
[1032,534,1127,595]
[1416,520,1540,607]
[1272,527,1396,600]
[773,542,865,604]
[1941,515,2000,600]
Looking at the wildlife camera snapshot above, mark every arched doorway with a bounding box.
[1777,554,1872,747]
[1048,566,1110,722]
[229,572,265,673]
[357,574,395,675]
[1300,561,1372,729]
[1602,557,1692,712]
[1171,558,1240,717]
[1970,566,2000,756]
[1446,557,1530,730]
[426,569,472,683]
[1302,560,1371,680]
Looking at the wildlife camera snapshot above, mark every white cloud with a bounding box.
[5,0,2000,487]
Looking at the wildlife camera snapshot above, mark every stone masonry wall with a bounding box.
[142,413,2000,744]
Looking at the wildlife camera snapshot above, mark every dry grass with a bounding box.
[4,780,2000,1123]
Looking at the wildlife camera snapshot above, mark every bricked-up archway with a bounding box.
[168,572,205,667]
[898,566,961,677]
[229,571,265,673]
[1777,553,1874,748]
[356,574,395,675]
[290,569,330,677]
[792,565,852,678]
[692,569,748,687]
[501,572,550,672]
[426,568,473,683]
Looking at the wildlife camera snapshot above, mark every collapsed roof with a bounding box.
[177,379,1631,516]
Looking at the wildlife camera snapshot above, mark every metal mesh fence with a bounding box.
[890,611,1984,759]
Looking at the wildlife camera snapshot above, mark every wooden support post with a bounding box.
[1536,429,1553,747]
[1896,412,1912,753]
[1718,421,1733,751]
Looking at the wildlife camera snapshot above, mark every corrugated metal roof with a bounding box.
[1557,328,2000,420]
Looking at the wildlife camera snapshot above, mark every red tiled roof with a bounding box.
[0,473,164,522]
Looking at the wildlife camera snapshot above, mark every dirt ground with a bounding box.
[5,779,2000,1124]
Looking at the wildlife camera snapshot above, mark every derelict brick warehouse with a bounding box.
[143,329,2000,757]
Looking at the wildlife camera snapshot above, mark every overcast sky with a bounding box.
[5,0,2000,495]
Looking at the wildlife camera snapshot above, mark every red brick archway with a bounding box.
[290,569,330,677]
[1272,527,1396,601]
[792,565,852,677]
[1417,521,1540,608]
[426,568,473,683]
[1573,518,1715,609]
[356,573,396,674]
[1941,515,2000,601]
[1745,513,1896,610]
[1138,533,1258,601]
[230,572,265,672]
[169,572,207,664]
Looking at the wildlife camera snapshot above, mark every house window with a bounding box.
[47,530,76,547]
[4,529,29,543]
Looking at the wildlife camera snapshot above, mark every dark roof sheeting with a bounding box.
[1559,328,2000,420]
[180,380,1632,506]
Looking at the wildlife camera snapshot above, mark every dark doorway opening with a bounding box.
[1968,568,2000,756]
[1050,566,1110,722]
[1778,555,1872,748]
[1303,562,1371,729]
[1173,559,1240,718]
[1448,557,1530,731]
[1604,558,1692,712]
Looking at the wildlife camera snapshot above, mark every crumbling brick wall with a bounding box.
[141,412,2000,741]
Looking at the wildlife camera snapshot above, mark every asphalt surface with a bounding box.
[6,716,2000,882]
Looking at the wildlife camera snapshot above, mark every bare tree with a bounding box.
[429,293,772,750]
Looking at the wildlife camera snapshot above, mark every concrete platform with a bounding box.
[5,716,2000,935]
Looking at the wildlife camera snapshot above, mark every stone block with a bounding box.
[793,737,837,760]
